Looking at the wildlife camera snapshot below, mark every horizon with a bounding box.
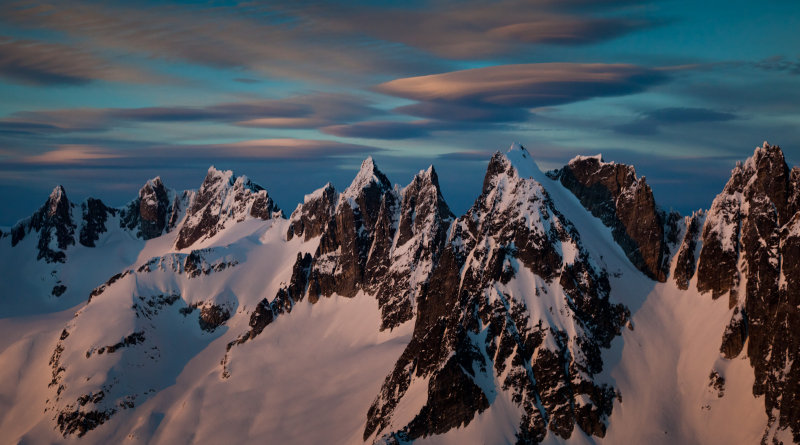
[1,0,799,224]
[1,140,792,228]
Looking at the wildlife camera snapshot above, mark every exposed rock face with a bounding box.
[367,166,454,331]
[287,183,337,241]
[79,198,116,247]
[120,177,174,240]
[198,304,231,332]
[548,155,674,281]
[11,185,76,263]
[695,142,800,442]
[288,160,452,330]
[7,177,191,262]
[672,211,705,290]
[223,160,457,378]
[175,167,280,250]
[305,157,397,301]
[365,146,628,443]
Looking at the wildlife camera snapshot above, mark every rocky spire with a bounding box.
[365,146,629,443]
[120,176,172,240]
[695,142,800,443]
[175,167,280,250]
[11,185,76,263]
[548,153,675,281]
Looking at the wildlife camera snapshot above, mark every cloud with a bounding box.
[377,63,665,107]
[321,120,445,140]
[0,0,659,87]
[614,107,738,135]
[0,93,382,133]
[317,1,658,59]
[0,36,161,85]
[375,63,666,125]
[0,1,448,83]
[436,150,496,161]
[20,145,123,164]
[486,17,649,45]
[394,102,531,123]
[752,56,800,75]
[12,138,381,167]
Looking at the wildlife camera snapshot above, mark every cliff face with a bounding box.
[365,146,628,443]
[175,167,279,250]
[693,143,800,443]
[548,155,677,282]
[11,185,76,263]
[6,141,800,444]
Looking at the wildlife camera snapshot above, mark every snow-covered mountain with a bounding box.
[0,142,798,444]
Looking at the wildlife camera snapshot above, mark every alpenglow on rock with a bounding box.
[2,141,800,445]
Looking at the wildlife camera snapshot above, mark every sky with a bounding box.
[1,0,799,225]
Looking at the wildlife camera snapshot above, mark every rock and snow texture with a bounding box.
[692,142,800,443]
[364,145,629,444]
[1,141,799,444]
[174,166,280,250]
[547,153,679,282]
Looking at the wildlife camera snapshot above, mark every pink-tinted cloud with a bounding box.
[20,145,123,164]
[12,138,379,166]
[316,1,656,59]
[0,1,445,84]
[0,0,656,87]
[0,36,163,85]
[377,63,665,107]
[0,93,382,133]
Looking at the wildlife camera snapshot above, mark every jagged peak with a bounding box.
[568,153,606,165]
[144,176,163,188]
[203,165,235,186]
[497,142,548,183]
[411,165,440,187]
[303,182,336,204]
[403,165,450,207]
[46,185,71,217]
[200,166,264,195]
[49,185,67,202]
[139,176,167,197]
[341,156,391,203]
[742,141,785,172]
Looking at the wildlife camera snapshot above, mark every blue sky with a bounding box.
[1,0,799,224]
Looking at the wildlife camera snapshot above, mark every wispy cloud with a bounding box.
[20,145,123,164]
[377,63,665,106]
[315,1,659,59]
[376,63,667,126]
[614,107,738,135]
[0,36,163,85]
[10,138,380,167]
[321,120,468,140]
[0,93,382,133]
[0,1,447,84]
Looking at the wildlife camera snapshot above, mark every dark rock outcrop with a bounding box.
[672,211,704,290]
[175,167,280,250]
[79,198,116,247]
[199,305,231,332]
[548,155,674,281]
[11,185,76,263]
[287,183,337,241]
[695,142,800,442]
[120,177,173,240]
[224,160,456,379]
[366,147,628,443]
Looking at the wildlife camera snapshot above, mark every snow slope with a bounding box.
[0,143,789,444]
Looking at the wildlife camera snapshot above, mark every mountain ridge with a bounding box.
[1,141,798,444]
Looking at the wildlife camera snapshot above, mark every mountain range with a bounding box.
[0,141,798,445]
